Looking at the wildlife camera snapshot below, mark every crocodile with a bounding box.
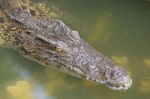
[0,0,132,90]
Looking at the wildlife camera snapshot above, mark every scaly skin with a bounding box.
[0,0,132,90]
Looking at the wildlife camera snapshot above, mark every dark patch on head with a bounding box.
[16,7,23,13]
[30,9,36,16]
[115,85,120,88]
[87,77,93,80]
[22,5,27,10]
[122,85,125,87]
[80,75,86,79]
[0,17,5,23]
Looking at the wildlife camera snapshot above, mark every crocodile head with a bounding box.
[102,67,132,90]
[16,18,132,90]
[87,63,132,90]
[43,20,133,90]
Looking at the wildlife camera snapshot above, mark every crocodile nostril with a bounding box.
[122,85,125,87]
[115,85,120,88]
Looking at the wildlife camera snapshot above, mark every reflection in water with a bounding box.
[143,59,150,68]
[6,81,54,99]
[88,13,112,45]
[6,81,32,99]
[111,56,130,68]
[18,69,31,80]
[139,80,150,94]
[33,84,54,99]
[44,69,76,95]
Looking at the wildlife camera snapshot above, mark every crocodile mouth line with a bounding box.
[105,79,132,90]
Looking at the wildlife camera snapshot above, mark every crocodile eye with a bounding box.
[54,20,68,35]
[71,30,80,40]
[115,71,122,76]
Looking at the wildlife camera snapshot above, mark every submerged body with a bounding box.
[0,0,132,90]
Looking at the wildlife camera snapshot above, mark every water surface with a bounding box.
[0,0,150,99]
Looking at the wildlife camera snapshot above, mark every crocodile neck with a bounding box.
[0,0,51,47]
[0,11,17,47]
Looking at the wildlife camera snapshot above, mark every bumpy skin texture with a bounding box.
[0,0,132,90]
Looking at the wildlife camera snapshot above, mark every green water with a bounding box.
[0,0,150,99]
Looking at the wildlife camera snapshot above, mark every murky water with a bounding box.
[0,0,150,99]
